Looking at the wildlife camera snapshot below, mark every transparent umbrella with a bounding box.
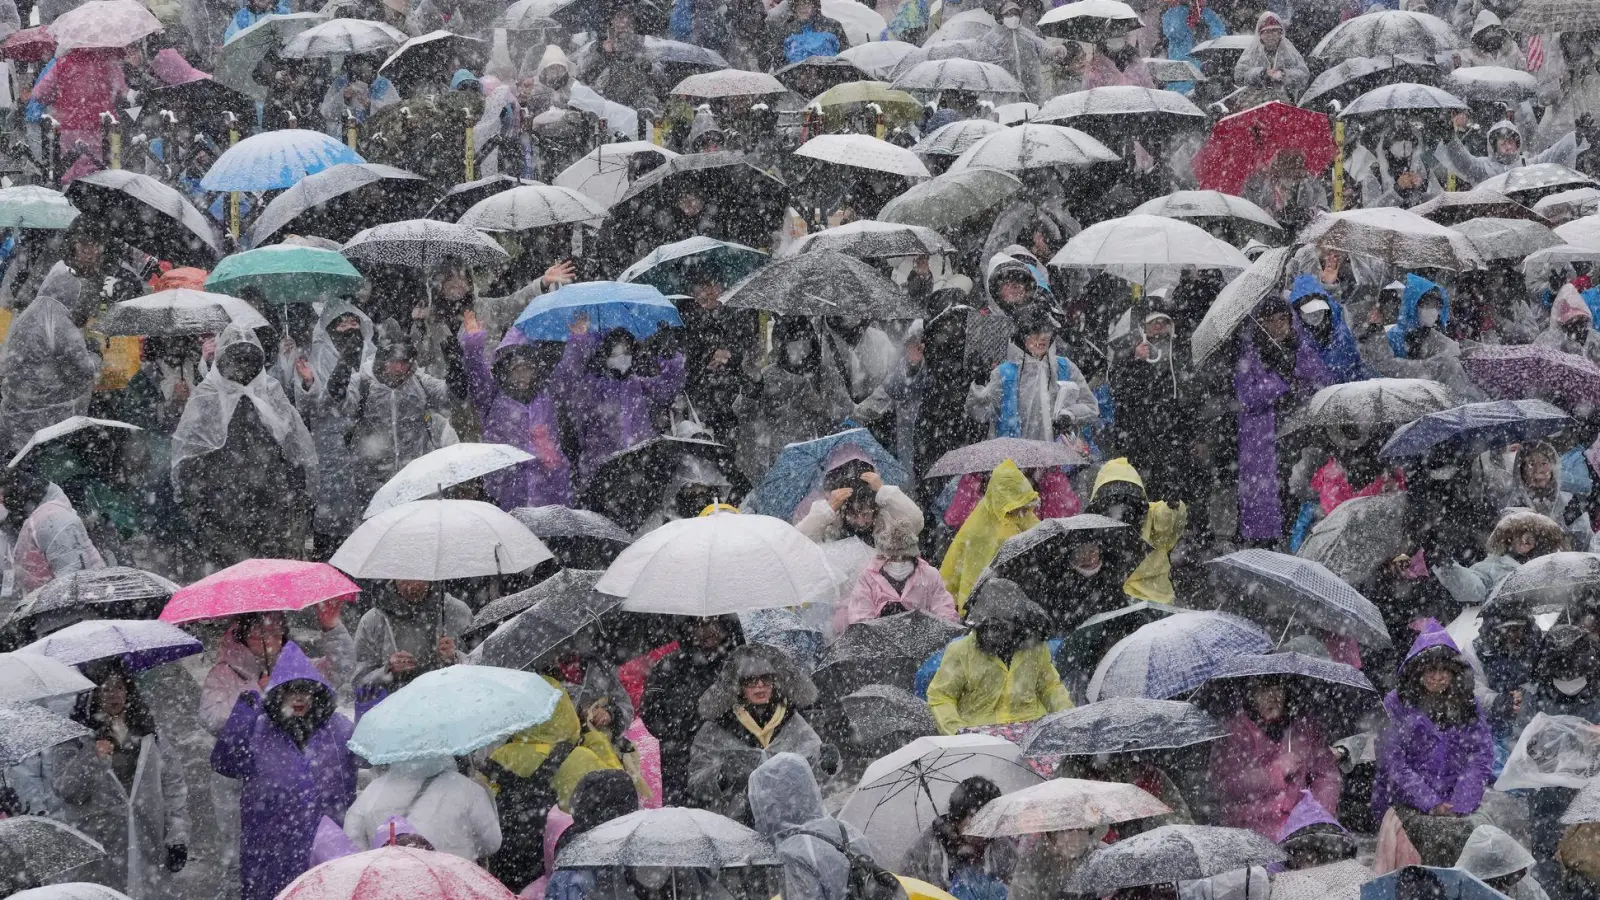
[1050,213,1249,285]
[947,123,1119,174]
[559,807,780,867]
[0,653,93,702]
[912,120,1005,159]
[1451,217,1563,261]
[1298,207,1482,270]
[964,779,1170,838]
[878,167,1023,230]
[1412,188,1547,226]
[1310,10,1459,61]
[1020,698,1227,758]
[0,818,105,887]
[1,567,179,648]
[0,704,91,765]
[472,575,618,671]
[1069,825,1287,893]
[18,618,201,671]
[1280,378,1455,436]
[1087,611,1273,701]
[363,443,535,518]
[469,568,605,638]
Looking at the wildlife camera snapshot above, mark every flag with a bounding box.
[1528,33,1545,71]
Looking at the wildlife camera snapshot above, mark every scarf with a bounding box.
[733,702,787,748]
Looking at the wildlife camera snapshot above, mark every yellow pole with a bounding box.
[464,124,476,181]
[1447,171,1456,192]
[228,123,240,244]
[109,132,121,169]
[346,118,358,151]
[1332,118,1345,212]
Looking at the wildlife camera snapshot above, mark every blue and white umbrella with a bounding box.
[200,129,365,192]
[1379,399,1572,460]
[743,428,913,521]
[18,619,201,671]
[1087,611,1272,702]
[348,664,562,764]
[513,281,681,342]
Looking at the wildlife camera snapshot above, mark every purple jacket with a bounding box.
[552,330,686,482]
[210,642,359,900]
[1372,629,1495,818]
[1233,322,1334,541]
[460,328,574,509]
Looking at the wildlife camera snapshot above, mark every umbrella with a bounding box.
[493,0,561,30]
[671,68,787,100]
[2,568,178,648]
[1559,214,1600,249]
[1192,652,1376,715]
[331,500,552,581]
[342,219,507,269]
[363,443,535,519]
[838,40,920,78]
[1299,54,1438,109]
[815,611,966,697]
[552,142,678,211]
[927,438,1085,478]
[720,249,920,319]
[8,886,130,900]
[1280,378,1456,436]
[348,664,561,763]
[1146,58,1204,86]
[1192,102,1336,196]
[513,281,682,342]
[509,507,633,568]
[618,236,767,293]
[457,184,607,232]
[840,734,1044,870]
[161,559,358,624]
[1379,399,1572,460]
[1340,82,1467,118]
[1205,549,1390,647]
[1191,245,1293,364]
[1070,825,1287,893]
[8,416,140,471]
[643,36,729,78]
[947,123,1119,175]
[47,0,160,50]
[1049,214,1250,285]
[63,170,219,266]
[0,653,94,702]
[579,435,736,532]
[613,152,791,246]
[0,185,76,229]
[1190,33,1255,64]
[378,30,488,95]
[964,779,1170,838]
[1450,216,1564,262]
[200,128,361,193]
[1506,0,1600,33]
[428,174,544,224]
[97,289,266,338]
[814,0,886,45]
[1444,65,1538,105]
[841,684,939,745]
[1536,188,1600,224]
[743,429,911,520]
[1412,188,1547,226]
[794,133,931,179]
[280,17,406,58]
[147,75,255,127]
[558,807,780,868]
[912,119,1006,159]
[1296,492,1409,589]
[1482,551,1600,618]
[786,220,954,260]
[892,59,1025,98]
[1461,342,1600,409]
[1479,164,1600,204]
[469,568,604,643]
[0,817,105,884]
[278,846,518,900]
[206,245,363,304]
[1056,601,1182,677]
[878,167,1023,230]
[1087,611,1273,701]
[1129,190,1281,242]
[1032,87,1206,143]
[1298,207,1483,270]
[1021,698,1227,758]
[776,55,870,94]
[921,6,995,43]
[215,13,325,99]
[18,618,199,670]
[1,27,55,62]
[979,515,1140,617]
[251,163,435,246]
[810,81,925,129]
[1037,0,1140,39]
[1311,10,1459,60]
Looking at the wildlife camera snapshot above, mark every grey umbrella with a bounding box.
[1206,549,1390,647]
[1311,10,1459,61]
[511,506,634,544]
[0,818,106,888]
[670,68,787,99]
[249,162,434,247]
[341,219,509,268]
[1191,245,1293,364]
[1483,551,1600,619]
[1070,825,1287,893]
[947,123,1120,174]
[841,684,939,745]
[786,220,954,260]
[1412,188,1548,226]
[721,249,921,318]
[878,167,1023,230]
[1296,492,1410,590]
[1339,82,1467,119]
[457,185,607,231]
[558,807,781,867]
[1535,188,1600,224]
[1479,164,1600,203]
[470,568,606,636]
[0,702,92,766]
[815,611,966,697]
[913,119,1006,159]
[1033,86,1206,137]
[97,289,267,337]
[1021,698,1227,758]
[1506,0,1600,35]
[927,437,1086,477]
[1298,53,1437,109]
[1280,378,1456,436]
[891,59,1025,97]
[1,567,179,648]
[280,17,407,58]
[1297,207,1483,271]
[472,571,618,671]
[1445,66,1538,105]
[1451,217,1564,262]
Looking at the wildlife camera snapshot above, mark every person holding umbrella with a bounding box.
[342,753,503,862]
[459,312,574,509]
[1206,672,1342,841]
[966,304,1099,443]
[1534,286,1600,364]
[926,578,1072,735]
[641,614,743,807]
[901,776,1015,893]
[732,318,853,482]
[941,460,1042,611]
[351,579,472,707]
[552,312,687,485]
[1289,276,1370,385]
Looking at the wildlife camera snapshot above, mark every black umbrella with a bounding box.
[553,0,667,35]
[0,816,106,889]
[775,55,871,94]
[0,567,178,650]
[1298,54,1438,110]
[1189,652,1378,728]
[472,569,619,670]
[1070,825,1287,893]
[644,35,730,82]
[251,162,437,246]
[721,249,922,319]
[147,77,256,130]
[814,611,964,698]
[613,151,791,248]
[426,174,541,224]
[1411,188,1548,226]
[510,506,633,569]
[378,31,489,96]
[1021,698,1228,758]
[841,684,938,745]
[978,515,1140,622]
[580,436,739,533]
[64,170,219,266]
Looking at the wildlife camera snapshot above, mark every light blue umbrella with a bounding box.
[348,664,562,764]
[513,281,682,342]
[1086,611,1272,702]
[743,428,912,521]
[200,129,365,192]
[1362,867,1503,900]
[617,236,768,295]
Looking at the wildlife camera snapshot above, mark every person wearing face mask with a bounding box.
[796,445,925,543]
[1535,285,1600,363]
[927,577,1072,735]
[1082,25,1155,88]
[941,460,1042,612]
[733,318,853,482]
[1355,127,1443,209]
[1290,276,1370,384]
[1108,306,1202,504]
[836,517,959,631]
[1362,274,1484,400]
[1440,116,1578,186]
[1086,458,1187,609]
[459,310,573,508]
[968,253,1046,371]
[1233,12,1308,104]
[552,315,687,485]
[967,304,1099,443]
[330,337,457,513]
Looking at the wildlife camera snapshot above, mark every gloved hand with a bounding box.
[166,843,188,873]
[818,743,842,777]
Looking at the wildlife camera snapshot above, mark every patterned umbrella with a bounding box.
[342,219,507,268]
[0,817,105,884]
[1087,611,1273,701]
[47,0,160,50]
[1310,10,1459,61]
[1413,188,1547,226]
[2,568,178,650]
[670,68,786,99]
[912,119,1006,159]
[1479,164,1599,204]
[1505,0,1600,34]
[1205,549,1390,647]
[457,184,605,231]
[1462,342,1600,408]
[280,17,406,58]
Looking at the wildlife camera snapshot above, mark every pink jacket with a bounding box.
[1081,51,1156,89]
[835,557,960,633]
[1209,710,1342,840]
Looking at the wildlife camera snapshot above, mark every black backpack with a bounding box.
[792,820,910,900]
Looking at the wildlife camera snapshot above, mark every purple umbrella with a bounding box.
[1462,343,1600,409]
[18,618,201,671]
[926,437,1087,478]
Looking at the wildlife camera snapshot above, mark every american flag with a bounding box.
[1528,33,1545,71]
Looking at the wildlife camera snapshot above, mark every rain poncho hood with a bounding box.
[0,261,102,450]
[1291,275,1366,382]
[1277,789,1344,842]
[309,297,376,380]
[1092,457,1147,500]
[749,752,826,840]
[1234,11,1308,97]
[264,639,332,703]
[940,460,1040,612]
[1457,824,1535,881]
[1386,274,1450,360]
[1472,10,1504,37]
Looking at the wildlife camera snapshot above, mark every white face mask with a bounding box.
[1003,13,1021,27]
[882,559,916,580]
[1417,306,1441,327]
[1389,140,1414,159]
[1556,676,1589,696]
[1103,36,1127,51]
[1301,309,1327,327]
[607,352,632,374]
[785,340,810,366]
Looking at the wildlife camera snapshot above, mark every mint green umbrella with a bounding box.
[205,245,363,303]
[0,186,78,230]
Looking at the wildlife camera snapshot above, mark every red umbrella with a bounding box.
[279,846,515,900]
[159,559,359,624]
[2,27,56,62]
[1192,102,1336,195]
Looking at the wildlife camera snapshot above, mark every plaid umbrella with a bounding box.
[1506,0,1600,35]
[1205,550,1390,647]
[1462,342,1600,409]
[1086,611,1273,701]
[1379,399,1572,460]
[48,0,160,50]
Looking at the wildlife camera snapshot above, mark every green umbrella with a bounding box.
[205,245,362,303]
[617,236,767,294]
[215,12,327,100]
[0,185,77,229]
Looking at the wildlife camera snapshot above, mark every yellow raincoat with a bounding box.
[940,460,1040,613]
[1089,459,1188,605]
[926,633,1073,735]
[487,675,623,812]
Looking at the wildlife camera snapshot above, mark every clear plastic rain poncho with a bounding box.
[749,752,875,900]
[1495,713,1600,791]
[1457,825,1535,881]
[0,262,102,450]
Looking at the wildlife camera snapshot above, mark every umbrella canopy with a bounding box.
[3,568,178,647]
[1191,245,1293,364]
[1412,188,1546,225]
[794,133,931,179]
[1071,825,1287,893]
[47,0,159,50]
[348,664,562,763]
[457,184,606,231]
[1535,187,1600,224]
[1021,698,1227,758]
[618,236,767,293]
[841,684,939,745]
[840,734,1043,870]
[720,249,920,318]
[1050,214,1249,285]
[979,515,1141,618]
[965,779,1170,838]
[912,119,1006,159]
[1480,164,1599,203]
[947,123,1118,175]
[558,807,780,868]
[205,245,363,304]
[511,507,632,544]
[97,289,266,337]
[1461,342,1600,409]
[147,72,255,125]
[19,619,200,671]
[1033,87,1206,142]
[280,16,406,57]
[786,220,953,260]
[1340,82,1467,118]
[1205,549,1389,647]
[1483,551,1600,618]
[0,817,105,883]
[597,513,836,616]
[200,129,363,192]
[815,612,966,698]
[579,436,736,533]
[743,429,911,520]
[0,653,93,702]
[1362,867,1505,900]
[1129,190,1280,239]
[1299,53,1438,109]
[1,27,56,62]
[1192,102,1336,196]
[1558,214,1600,248]
[8,416,139,471]
[1037,0,1140,39]
[332,500,552,581]
[278,846,516,900]
[215,13,325,99]
[428,174,543,223]
[810,81,924,128]
[1193,652,1376,711]
[1444,65,1538,105]
[513,281,681,342]
[671,68,787,99]
[612,152,791,246]
[1281,378,1456,436]
[892,59,1025,98]
[342,219,506,269]
[1380,399,1571,460]
[1087,611,1273,701]
[251,163,435,246]
[1311,10,1458,60]
[838,40,920,78]
[642,36,729,78]
[1296,492,1409,589]
[0,185,76,229]
[552,142,678,211]
[878,167,1023,229]
[63,170,219,266]
[1299,207,1483,270]
[8,885,130,900]
[1506,0,1600,33]
[161,559,358,624]
[363,443,535,519]
[470,567,605,636]
[471,569,610,663]
[775,55,870,94]
[378,30,488,95]
[927,438,1085,477]
[1450,216,1564,262]
[1057,602,1182,678]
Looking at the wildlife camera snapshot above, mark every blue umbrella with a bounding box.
[348,664,562,764]
[1362,867,1504,900]
[1379,398,1572,460]
[18,619,201,671]
[513,281,682,342]
[743,428,913,520]
[617,236,768,295]
[1087,611,1272,702]
[1205,549,1391,648]
[200,129,365,192]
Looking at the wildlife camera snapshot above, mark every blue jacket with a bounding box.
[1290,274,1368,383]
[224,0,291,42]
[1386,273,1450,360]
[995,354,1074,439]
[1161,6,1227,92]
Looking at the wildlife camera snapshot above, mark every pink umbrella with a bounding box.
[279,846,514,900]
[160,559,360,624]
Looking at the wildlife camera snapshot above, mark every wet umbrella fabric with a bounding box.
[786,221,953,260]
[670,68,787,99]
[557,807,780,867]
[912,120,1006,159]
[964,779,1171,838]
[1413,189,1548,225]
[618,237,767,294]
[1206,549,1390,647]
[743,429,911,520]
[7,416,139,471]
[200,129,363,192]
[280,17,406,57]
[1020,698,1227,758]
[378,30,488,95]
[1361,867,1506,900]
[980,515,1138,615]
[1540,189,1600,224]
[1,28,55,62]
[1192,652,1376,719]
[513,281,682,342]
[19,618,200,671]
[927,438,1085,478]
[161,559,358,624]
[947,123,1119,175]
[1050,214,1249,285]
[277,846,518,900]
[2,567,178,645]
[1444,66,1538,105]
[363,443,535,518]
[811,81,924,129]
[1070,825,1287,893]
[892,59,1025,97]
[469,569,606,651]
[0,185,76,230]
[795,133,931,178]
[1298,54,1438,108]
[1298,207,1482,270]
[215,13,325,99]
[1340,82,1467,118]
[1191,245,1294,364]
[878,167,1023,230]
[64,170,219,266]
[1056,601,1182,676]
[1479,164,1599,203]
[427,175,542,224]
[1129,190,1281,237]
[1379,399,1571,460]
[838,40,920,78]
[719,249,921,319]
[342,219,507,269]
[1310,10,1459,60]
[1505,0,1600,36]
[97,290,266,337]
[1461,343,1600,408]
[841,684,939,745]
[1482,552,1600,618]
[1087,611,1273,701]
[552,142,678,211]
[47,0,159,50]
[457,184,606,231]
[1296,492,1409,590]
[205,245,363,303]
[0,652,94,701]
[1280,378,1455,436]
[510,506,633,544]
[0,817,105,883]
[348,664,562,763]
[580,436,736,532]
[1451,217,1564,261]
[816,612,966,697]
[332,500,552,581]
[613,153,791,239]
[1033,87,1206,141]
[1037,0,1140,39]
[7,884,131,900]
[1193,102,1336,196]
[250,163,435,246]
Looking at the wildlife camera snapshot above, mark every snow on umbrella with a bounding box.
[928,437,1085,478]
[280,17,406,57]
[1280,378,1456,436]
[63,170,219,266]
[1050,213,1249,286]
[1087,611,1273,701]
[161,559,358,624]
[97,289,266,337]
[840,735,1043,870]
[558,807,780,868]
[815,611,966,698]
[553,141,678,211]
[841,684,939,745]
[457,184,606,231]
[613,152,791,242]
[979,515,1141,618]
[494,0,561,29]
[0,185,76,229]
[1190,33,1255,64]
[513,281,681,342]
[913,119,1006,159]
[205,245,363,304]
[1311,10,1459,60]
[1070,825,1287,893]
[795,133,931,178]
[1451,216,1564,261]
[838,40,920,78]
[468,568,605,646]
[892,59,1025,98]
[1146,58,1203,87]
[47,0,160,50]
[0,817,105,883]
[332,500,553,581]
[1130,190,1281,242]
[1037,0,1140,39]
[1379,399,1571,460]
[720,249,922,318]
[7,416,139,470]
[1506,0,1600,34]
[1340,82,1467,118]
[580,436,737,533]
[216,13,326,99]
[8,885,131,900]
[923,7,996,43]
[473,575,618,670]
[740,606,825,670]
[671,68,787,99]
[618,236,767,294]
[200,128,362,192]
[363,443,535,518]
[378,30,488,95]
[1273,864,1376,900]
[428,174,543,223]
[786,220,954,260]
[1,27,55,62]
[1298,207,1482,270]
[1033,86,1206,142]
[1413,188,1547,226]
[1299,53,1438,109]
[1296,492,1409,590]
[3,567,179,647]
[965,779,1171,838]
[1193,101,1336,196]
[742,428,911,519]
[0,653,93,702]
[1057,602,1182,678]
[1191,245,1292,364]
[1461,342,1600,409]
[878,167,1023,230]
[1557,213,1600,248]
[251,163,436,246]
[1565,778,1600,824]
[1536,188,1600,224]
[1206,549,1390,648]
[1480,164,1599,204]
[342,219,507,269]
[947,123,1119,174]
[643,36,730,77]
[349,664,562,763]
[776,55,870,93]
[1191,652,1376,721]
[19,618,200,671]
[278,846,516,900]
[1021,698,1227,759]
[1483,552,1600,619]
[816,0,886,45]
[1444,65,1537,105]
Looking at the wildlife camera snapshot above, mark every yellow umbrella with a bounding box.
[812,80,924,129]
[898,877,961,900]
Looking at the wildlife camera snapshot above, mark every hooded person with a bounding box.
[1503,442,1592,551]
[967,253,1044,371]
[0,232,104,451]
[967,303,1099,442]
[342,755,502,862]
[749,752,880,900]
[1458,825,1551,900]
[940,459,1041,613]
[1459,11,1527,68]
[641,615,744,807]
[1081,27,1156,88]
[5,464,106,597]
[926,578,1073,735]
[638,454,735,533]
[210,641,359,900]
[352,579,473,702]
[1290,275,1370,384]
[1268,793,1372,900]
[1535,285,1600,363]
[796,445,925,545]
[967,1,1067,102]
[1439,116,1578,185]
[836,517,959,631]
[282,299,377,541]
[542,769,642,900]
[551,318,687,484]
[1207,675,1342,841]
[1233,12,1308,102]
[1087,459,1188,608]
[732,317,854,482]
[1361,274,1484,400]
[1108,302,1201,504]
[460,316,574,509]
[686,644,825,825]
[1352,127,1445,209]
[1438,509,1568,607]
[902,776,1017,891]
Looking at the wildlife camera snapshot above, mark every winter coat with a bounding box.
[749,752,876,900]
[733,361,853,483]
[351,590,473,693]
[1352,143,1445,209]
[1210,711,1342,840]
[572,35,662,111]
[0,262,101,449]
[1234,14,1309,98]
[210,642,359,900]
[836,557,960,632]
[940,460,1040,611]
[797,484,925,544]
[343,756,503,861]
[641,645,732,807]
[968,347,1100,441]
[1502,444,1592,551]
[200,626,354,735]
[1234,321,1334,541]
[1361,276,1485,401]
[1290,276,1370,383]
[1372,630,1495,818]
[552,330,686,484]
[926,633,1073,735]
[1534,285,1600,365]
[460,327,573,508]
[1161,4,1228,92]
[28,49,125,131]
[1089,459,1188,605]
[1440,119,1577,185]
[687,658,823,825]
[12,484,105,596]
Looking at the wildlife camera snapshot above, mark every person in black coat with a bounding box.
[640,615,743,806]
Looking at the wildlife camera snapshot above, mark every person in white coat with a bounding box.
[342,755,502,862]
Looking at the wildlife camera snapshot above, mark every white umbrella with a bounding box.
[794,133,931,178]
[993,102,1039,125]
[1038,0,1139,32]
[280,17,407,58]
[892,59,1025,97]
[1556,213,1600,249]
[97,289,267,337]
[948,123,1119,174]
[913,119,1005,158]
[1130,190,1281,231]
[596,513,838,616]
[9,417,140,470]
[494,0,561,29]
[964,779,1172,838]
[839,734,1044,870]
[457,184,607,231]
[553,141,679,211]
[821,0,886,46]
[363,443,536,519]
[1049,213,1249,285]
[1298,207,1483,270]
[331,500,553,580]
[922,8,995,44]
[1536,187,1600,224]
[1311,10,1459,60]
[838,40,920,78]
[0,652,94,702]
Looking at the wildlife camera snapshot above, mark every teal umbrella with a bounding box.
[347,664,562,763]
[205,245,363,303]
[0,185,77,229]
[617,235,767,294]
